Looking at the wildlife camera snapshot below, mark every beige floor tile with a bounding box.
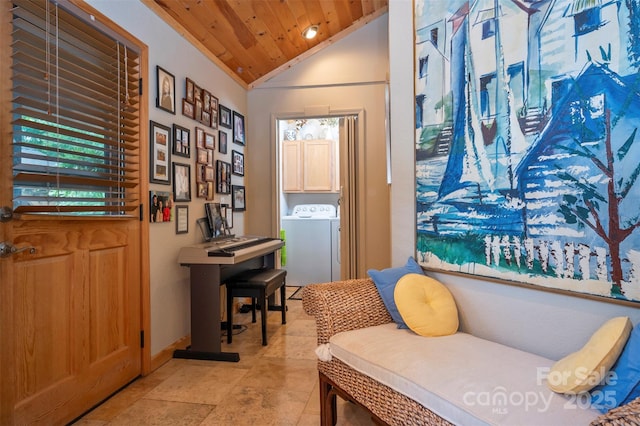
[108,398,212,426]
[200,386,309,426]
[241,357,318,394]
[144,363,249,405]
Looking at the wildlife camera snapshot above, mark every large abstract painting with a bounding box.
[415,0,640,302]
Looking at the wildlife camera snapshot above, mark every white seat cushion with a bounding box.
[329,324,601,426]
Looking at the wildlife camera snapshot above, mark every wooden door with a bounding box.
[1,219,142,425]
[0,3,143,424]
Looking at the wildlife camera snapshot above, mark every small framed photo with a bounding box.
[216,160,231,194]
[182,99,194,119]
[232,150,244,176]
[233,111,245,145]
[205,166,215,182]
[196,163,206,183]
[201,110,211,127]
[195,99,203,122]
[156,66,175,114]
[149,121,171,185]
[218,130,228,154]
[219,104,232,129]
[197,182,208,198]
[150,190,173,223]
[205,132,215,149]
[232,185,246,211]
[194,85,202,103]
[210,95,219,114]
[202,90,211,112]
[195,127,205,148]
[175,205,188,234]
[197,148,208,164]
[185,78,195,103]
[172,124,190,158]
[210,109,218,130]
[210,96,219,129]
[172,163,191,202]
[221,203,233,229]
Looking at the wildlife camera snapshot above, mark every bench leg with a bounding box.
[319,373,337,426]
[280,280,286,325]
[226,285,233,344]
[260,289,268,346]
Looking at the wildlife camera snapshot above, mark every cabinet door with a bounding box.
[304,140,334,191]
[282,140,303,192]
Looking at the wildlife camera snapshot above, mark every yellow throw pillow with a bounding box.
[394,273,458,337]
[547,316,632,394]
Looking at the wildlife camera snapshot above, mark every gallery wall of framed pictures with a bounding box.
[149,66,245,233]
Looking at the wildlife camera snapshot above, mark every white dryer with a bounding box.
[281,204,338,286]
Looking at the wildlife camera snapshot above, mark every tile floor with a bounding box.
[73,287,371,425]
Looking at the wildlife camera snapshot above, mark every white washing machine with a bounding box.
[281,204,339,286]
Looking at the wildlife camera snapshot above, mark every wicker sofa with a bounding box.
[302,278,640,426]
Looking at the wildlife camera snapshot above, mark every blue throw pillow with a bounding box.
[367,256,424,328]
[591,322,640,412]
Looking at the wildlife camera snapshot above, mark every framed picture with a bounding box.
[210,96,219,130]
[175,205,188,234]
[196,163,206,183]
[216,160,231,194]
[172,163,191,202]
[194,85,202,104]
[149,190,173,223]
[218,130,228,154]
[413,0,640,304]
[232,150,244,176]
[195,99,203,123]
[149,121,171,185]
[232,111,245,145]
[172,124,190,158]
[156,66,175,114]
[221,203,233,229]
[232,185,245,211]
[202,90,211,112]
[195,127,205,148]
[196,182,208,198]
[205,166,214,182]
[197,148,208,164]
[219,104,232,129]
[205,132,215,149]
[201,110,211,127]
[185,78,195,103]
[182,99,194,119]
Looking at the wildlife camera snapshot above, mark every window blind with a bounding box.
[11,0,140,216]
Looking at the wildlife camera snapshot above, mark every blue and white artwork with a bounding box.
[415,0,640,302]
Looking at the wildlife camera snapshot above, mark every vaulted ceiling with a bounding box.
[141,0,389,89]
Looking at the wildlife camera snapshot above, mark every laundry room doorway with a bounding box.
[277,114,359,286]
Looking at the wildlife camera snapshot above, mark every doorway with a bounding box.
[277,115,358,285]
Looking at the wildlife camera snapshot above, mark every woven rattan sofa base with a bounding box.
[302,278,640,426]
[319,358,453,426]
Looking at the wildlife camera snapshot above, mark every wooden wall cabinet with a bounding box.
[283,139,336,193]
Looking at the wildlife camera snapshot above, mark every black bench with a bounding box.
[226,268,287,346]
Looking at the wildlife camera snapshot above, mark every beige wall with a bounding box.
[247,15,391,274]
[87,0,247,357]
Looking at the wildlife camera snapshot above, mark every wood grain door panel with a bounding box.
[8,221,141,425]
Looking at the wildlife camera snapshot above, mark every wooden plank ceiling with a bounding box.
[142,0,388,88]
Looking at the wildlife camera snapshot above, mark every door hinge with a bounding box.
[140,330,145,348]
[139,78,143,95]
[139,203,143,222]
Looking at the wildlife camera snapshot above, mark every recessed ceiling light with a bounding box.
[302,25,318,40]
